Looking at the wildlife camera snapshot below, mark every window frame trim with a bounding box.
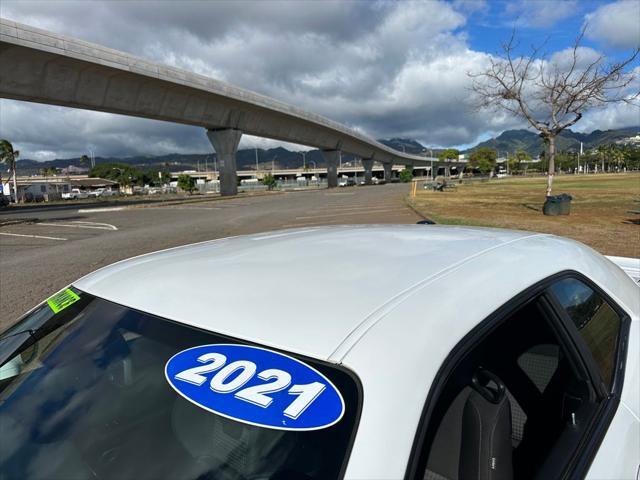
[404,270,631,480]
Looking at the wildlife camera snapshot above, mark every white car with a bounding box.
[0,226,638,480]
[88,187,116,197]
[61,188,89,200]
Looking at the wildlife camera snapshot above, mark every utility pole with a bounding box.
[255,148,259,172]
[301,151,306,170]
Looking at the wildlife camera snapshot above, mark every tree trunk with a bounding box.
[546,135,555,197]
[11,167,18,203]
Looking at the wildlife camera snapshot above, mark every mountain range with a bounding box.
[467,126,640,157]
[14,126,639,174]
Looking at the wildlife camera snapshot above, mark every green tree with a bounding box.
[177,174,197,194]
[603,144,626,171]
[79,154,90,167]
[90,163,145,186]
[555,151,577,172]
[438,148,460,161]
[398,168,413,183]
[0,139,19,203]
[508,150,531,172]
[40,167,57,177]
[468,147,497,174]
[622,145,640,170]
[144,169,171,187]
[261,173,277,191]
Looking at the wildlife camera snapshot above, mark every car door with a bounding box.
[407,272,637,480]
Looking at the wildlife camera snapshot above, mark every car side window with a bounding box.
[412,274,629,480]
[549,278,621,389]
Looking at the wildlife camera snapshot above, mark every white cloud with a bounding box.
[0,0,636,160]
[452,0,489,16]
[505,0,578,28]
[585,1,640,49]
[549,46,603,71]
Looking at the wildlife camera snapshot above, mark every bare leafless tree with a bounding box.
[470,29,639,197]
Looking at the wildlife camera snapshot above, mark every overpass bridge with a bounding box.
[0,18,463,195]
[172,163,462,183]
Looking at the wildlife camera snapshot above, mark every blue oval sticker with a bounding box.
[165,344,345,431]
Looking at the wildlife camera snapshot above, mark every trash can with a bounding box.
[543,195,561,215]
[543,194,572,215]
[558,193,572,215]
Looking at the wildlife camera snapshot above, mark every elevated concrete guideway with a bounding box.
[0,18,449,195]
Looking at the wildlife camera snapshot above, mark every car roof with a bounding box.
[73,225,636,362]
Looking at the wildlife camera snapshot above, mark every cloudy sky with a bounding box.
[1,0,639,161]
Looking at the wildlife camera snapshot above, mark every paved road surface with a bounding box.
[0,184,421,329]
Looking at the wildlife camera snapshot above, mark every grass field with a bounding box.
[409,173,640,257]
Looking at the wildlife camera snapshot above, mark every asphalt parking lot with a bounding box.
[0,184,422,329]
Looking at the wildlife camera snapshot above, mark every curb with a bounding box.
[0,218,36,227]
[404,197,432,222]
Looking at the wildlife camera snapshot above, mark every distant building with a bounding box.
[1,178,71,202]
[1,175,118,202]
[616,135,640,146]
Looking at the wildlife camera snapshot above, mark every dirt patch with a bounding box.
[410,173,640,257]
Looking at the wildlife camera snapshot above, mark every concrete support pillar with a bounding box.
[383,162,393,182]
[322,150,340,188]
[207,128,242,196]
[362,158,374,185]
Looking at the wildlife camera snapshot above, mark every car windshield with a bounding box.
[0,290,360,480]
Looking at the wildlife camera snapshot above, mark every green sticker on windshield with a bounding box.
[47,288,80,314]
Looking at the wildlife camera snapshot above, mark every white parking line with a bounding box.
[37,221,118,231]
[72,221,118,230]
[78,207,126,213]
[0,232,67,241]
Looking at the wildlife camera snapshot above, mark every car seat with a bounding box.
[425,368,514,480]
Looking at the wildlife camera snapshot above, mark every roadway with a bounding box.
[0,184,422,329]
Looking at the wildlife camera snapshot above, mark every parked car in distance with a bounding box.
[0,226,638,480]
[88,188,117,197]
[338,177,355,187]
[62,188,89,200]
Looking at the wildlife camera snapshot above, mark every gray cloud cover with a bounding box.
[0,0,637,160]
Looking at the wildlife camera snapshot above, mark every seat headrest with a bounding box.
[459,370,513,480]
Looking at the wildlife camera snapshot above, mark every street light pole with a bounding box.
[578,142,583,174]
